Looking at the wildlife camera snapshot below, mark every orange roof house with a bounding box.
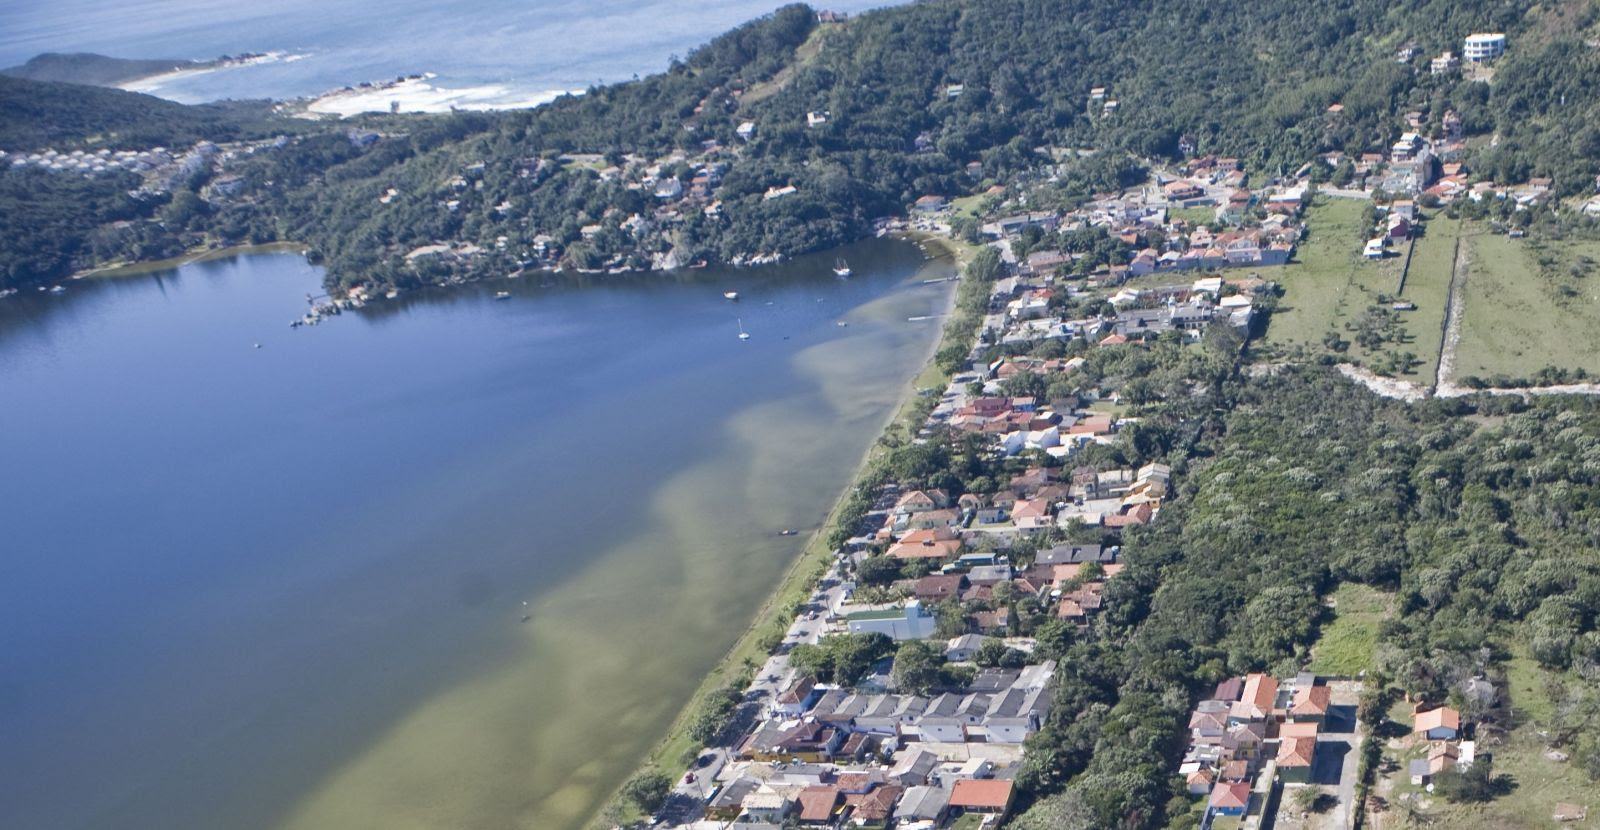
[887,539,961,560]
[1230,673,1278,721]
[949,779,1015,814]
[1278,736,1317,769]
[1279,720,1319,740]
[1290,685,1331,721]
[796,785,840,824]
[841,784,901,823]
[1209,781,1250,815]
[1413,704,1461,740]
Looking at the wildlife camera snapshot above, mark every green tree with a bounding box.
[621,769,672,813]
[892,639,945,694]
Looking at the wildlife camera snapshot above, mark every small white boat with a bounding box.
[385,289,399,299]
[49,285,67,294]
[724,290,739,300]
[737,317,751,340]
[494,291,511,300]
[833,258,851,277]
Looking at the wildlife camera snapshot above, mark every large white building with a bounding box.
[845,600,938,640]
[1464,33,1507,63]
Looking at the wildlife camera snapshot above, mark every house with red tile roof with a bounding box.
[1280,720,1319,740]
[949,778,1015,815]
[1209,781,1251,816]
[841,784,901,826]
[1277,736,1317,782]
[796,785,840,824]
[887,539,961,560]
[914,573,967,602]
[1290,684,1331,722]
[1230,673,1279,722]
[1011,497,1053,531]
[1413,704,1461,740]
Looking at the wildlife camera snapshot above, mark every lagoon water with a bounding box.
[0,0,894,108]
[0,243,954,829]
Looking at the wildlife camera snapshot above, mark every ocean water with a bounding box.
[0,0,894,109]
[0,242,955,829]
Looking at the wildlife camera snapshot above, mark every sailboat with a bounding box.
[737,317,751,340]
[833,257,852,277]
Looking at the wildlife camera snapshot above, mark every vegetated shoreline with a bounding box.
[585,231,974,829]
[70,240,310,280]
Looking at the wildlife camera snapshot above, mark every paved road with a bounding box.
[1319,186,1373,200]
[656,561,856,827]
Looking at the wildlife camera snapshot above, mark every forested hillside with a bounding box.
[943,360,1600,827]
[0,76,283,151]
[225,0,1600,291]
[2,52,203,87]
[5,0,1600,289]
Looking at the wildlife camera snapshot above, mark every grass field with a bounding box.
[1259,199,1451,381]
[949,193,988,219]
[1309,583,1390,676]
[1168,205,1217,226]
[1259,198,1375,348]
[1373,636,1595,830]
[1451,231,1600,381]
[1394,219,1460,382]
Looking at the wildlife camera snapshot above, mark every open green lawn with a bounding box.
[1309,583,1390,676]
[1377,636,1594,830]
[1168,205,1217,226]
[1259,199,1445,381]
[949,193,988,219]
[950,814,988,830]
[1394,727,1594,830]
[1452,231,1600,382]
[1259,198,1374,349]
[1394,218,1460,382]
[1503,639,1555,726]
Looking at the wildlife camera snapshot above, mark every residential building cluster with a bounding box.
[1,139,275,195]
[1406,702,1474,788]
[971,158,1304,282]
[1180,672,1342,826]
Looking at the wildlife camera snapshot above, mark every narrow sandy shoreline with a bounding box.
[71,241,309,281]
[585,233,974,828]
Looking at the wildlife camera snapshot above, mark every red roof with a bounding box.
[1277,736,1316,767]
[1210,781,1250,810]
[949,778,1014,810]
[796,785,840,822]
[842,784,901,821]
[1291,685,1331,716]
[1279,720,1319,740]
[888,539,961,560]
[1413,704,1461,734]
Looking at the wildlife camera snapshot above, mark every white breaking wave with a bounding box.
[303,74,581,116]
[117,51,310,94]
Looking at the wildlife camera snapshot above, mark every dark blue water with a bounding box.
[0,0,894,107]
[0,243,955,829]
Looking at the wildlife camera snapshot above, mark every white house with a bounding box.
[945,634,987,662]
[1464,33,1506,63]
[846,601,938,640]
